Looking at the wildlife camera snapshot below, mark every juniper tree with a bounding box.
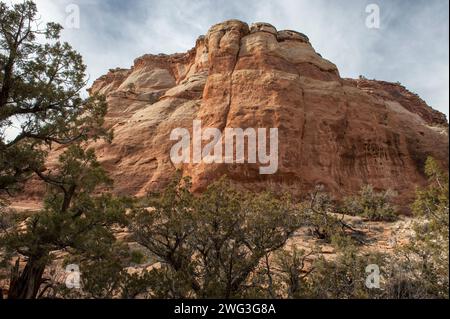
[130,178,304,299]
[1,145,129,299]
[0,0,109,195]
[0,1,120,299]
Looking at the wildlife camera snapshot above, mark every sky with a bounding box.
[8,0,450,118]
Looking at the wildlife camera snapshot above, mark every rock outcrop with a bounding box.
[87,20,448,210]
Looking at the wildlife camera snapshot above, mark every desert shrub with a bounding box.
[262,240,386,299]
[304,186,364,246]
[130,177,305,299]
[271,248,313,299]
[397,157,449,298]
[304,188,343,242]
[341,185,397,221]
[306,245,386,299]
[381,257,444,299]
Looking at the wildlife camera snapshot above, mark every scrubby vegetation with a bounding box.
[341,185,397,222]
[398,158,449,298]
[0,0,119,299]
[129,177,304,299]
[0,1,448,300]
[1,158,448,299]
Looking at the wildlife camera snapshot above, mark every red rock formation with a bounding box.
[87,20,448,210]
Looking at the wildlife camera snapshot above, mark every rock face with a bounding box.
[88,20,448,210]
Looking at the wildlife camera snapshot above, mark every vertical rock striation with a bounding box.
[86,20,448,210]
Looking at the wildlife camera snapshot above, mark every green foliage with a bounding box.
[0,1,119,299]
[271,248,312,299]
[64,244,131,299]
[304,187,363,246]
[0,0,110,196]
[305,189,343,242]
[130,177,304,298]
[0,203,15,280]
[130,250,145,265]
[341,185,397,222]
[306,246,385,299]
[0,2,447,299]
[400,157,449,298]
[1,145,129,298]
[251,241,387,299]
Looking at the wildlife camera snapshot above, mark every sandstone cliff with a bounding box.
[87,20,448,210]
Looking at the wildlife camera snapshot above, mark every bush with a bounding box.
[130,177,305,298]
[304,186,364,245]
[306,246,386,299]
[341,185,397,221]
[401,157,449,298]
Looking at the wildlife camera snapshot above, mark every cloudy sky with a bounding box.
[13,0,450,118]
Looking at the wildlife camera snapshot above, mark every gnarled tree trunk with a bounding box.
[8,257,46,299]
